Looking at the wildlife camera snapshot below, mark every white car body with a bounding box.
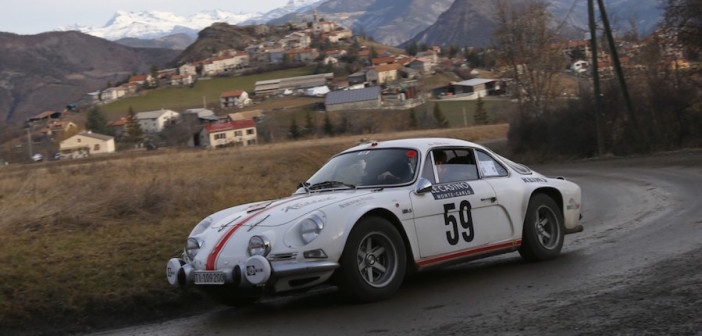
[167,138,582,304]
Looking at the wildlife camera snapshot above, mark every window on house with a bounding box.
[246,129,255,135]
[214,133,226,140]
[77,138,81,143]
[235,131,242,137]
[247,139,257,145]
[94,144,100,151]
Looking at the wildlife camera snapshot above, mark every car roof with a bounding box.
[341,138,488,154]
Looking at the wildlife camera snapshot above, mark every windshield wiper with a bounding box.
[298,182,310,194]
[308,180,356,191]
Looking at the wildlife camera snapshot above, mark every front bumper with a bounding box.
[166,256,339,288]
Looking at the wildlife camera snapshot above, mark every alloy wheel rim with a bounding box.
[356,232,397,288]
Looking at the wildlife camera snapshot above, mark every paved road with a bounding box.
[87,150,702,336]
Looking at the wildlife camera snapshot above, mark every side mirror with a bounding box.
[414,177,433,194]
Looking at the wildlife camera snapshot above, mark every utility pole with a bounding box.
[588,0,605,156]
[596,0,642,148]
[26,127,33,160]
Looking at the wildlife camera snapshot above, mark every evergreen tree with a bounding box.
[86,107,112,135]
[336,115,349,135]
[125,106,143,143]
[149,65,159,88]
[304,111,315,136]
[408,109,418,129]
[323,113,334,136]
[474,97,489,125]
[433,104,449,128]
[289,119,301,139]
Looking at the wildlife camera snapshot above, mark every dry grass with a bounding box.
[0,124,507,334]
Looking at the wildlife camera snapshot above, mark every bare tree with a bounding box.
[663,0,702,60]
[493,0,566,116]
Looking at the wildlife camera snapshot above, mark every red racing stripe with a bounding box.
[416,239,522,268]
[205,195,308,270]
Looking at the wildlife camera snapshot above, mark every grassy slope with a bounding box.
[0,124,508,335]
[100,67,315,118]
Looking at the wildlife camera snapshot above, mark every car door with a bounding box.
[409,147,510,260]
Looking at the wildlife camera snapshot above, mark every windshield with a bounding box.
[304,148,419,189]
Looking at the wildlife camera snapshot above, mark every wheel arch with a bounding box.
[530,187,564,216]
[357,208,418,272]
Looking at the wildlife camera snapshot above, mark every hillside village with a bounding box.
[4,9,694,164]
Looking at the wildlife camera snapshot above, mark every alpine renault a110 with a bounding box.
[166,138,583,304]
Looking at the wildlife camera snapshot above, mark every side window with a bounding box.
[426,149,479,184]
[421,152,436,184]
[476,150,509,177]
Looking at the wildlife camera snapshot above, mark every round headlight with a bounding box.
[185,237,203,260]
[299,215,325,245]
[248,235,271,256]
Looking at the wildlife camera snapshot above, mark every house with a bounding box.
[198,120,258,148]
[286,49,320,63]
[434,78,499,100]
[27,110,62,123]
[183,108,218,124]
[134,109,180,133]
[59,131,115,157]
[109,116,130,139]
[372,56,396,66]
[254,73,334,96]
[409,57,434,74]
[375,63,402,84]
[128,74,154,86]
[220,90,252,108]
[42,121,78,136]
[101,87,128,102]
[325,86,381,112]
[170,74,195,86]
[348,71,367,86]
[179,63,198,76]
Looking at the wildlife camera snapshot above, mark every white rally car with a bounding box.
[167,138,582,304]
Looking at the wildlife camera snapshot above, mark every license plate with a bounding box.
[194,271,226,285]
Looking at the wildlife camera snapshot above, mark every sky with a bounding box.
[0,0,291,35]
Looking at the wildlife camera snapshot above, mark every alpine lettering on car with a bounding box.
[284,196,336,212]
[443,200,475,245]
[522,177,548,183]
[338,196,374,209]
[431,181,474,200]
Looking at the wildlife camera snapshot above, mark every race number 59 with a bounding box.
[443,201,475,245]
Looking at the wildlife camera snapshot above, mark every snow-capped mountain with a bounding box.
[60,0,326,41]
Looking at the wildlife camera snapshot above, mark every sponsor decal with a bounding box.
[522,177,548,183]
[430,182,474,200]
[567,198,581,210]
[284,196,336,212]
[338,196,374,209]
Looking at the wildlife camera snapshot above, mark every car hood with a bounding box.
[205,189,377,233]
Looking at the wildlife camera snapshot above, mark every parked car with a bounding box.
[166,138,583,305]
[31,153,43,162]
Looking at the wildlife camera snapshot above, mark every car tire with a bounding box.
[336,216,406,303]
[519,194,564,261]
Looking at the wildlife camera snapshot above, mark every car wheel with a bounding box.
[336,216,406,302]
[519,194,564,261]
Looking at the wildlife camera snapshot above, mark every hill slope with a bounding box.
[407,0,662,47]
[0,31,180,124]
[270,0,454,46]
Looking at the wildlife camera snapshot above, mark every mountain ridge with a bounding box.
[0,31,179,124]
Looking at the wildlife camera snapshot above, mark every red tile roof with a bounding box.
[129,75,147,83]
[205,120,256,133]
[372,56,395,66]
